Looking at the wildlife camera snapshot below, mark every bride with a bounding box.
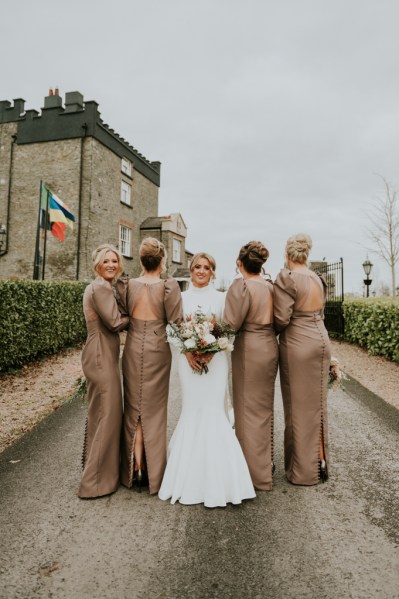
[158,252,256,508]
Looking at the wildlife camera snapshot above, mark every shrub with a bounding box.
[343,298,399,362]
[0,280,89,372]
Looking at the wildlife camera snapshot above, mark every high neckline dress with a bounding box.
[158,283,256,507]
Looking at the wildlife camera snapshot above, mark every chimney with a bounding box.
[64,91,84,113]
[12,98,25,115]
[44,88,62,109]
[55,86,59,96]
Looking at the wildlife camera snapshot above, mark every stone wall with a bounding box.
[0,135,81,279]
[0,133,159,280]
[79,138,158,279]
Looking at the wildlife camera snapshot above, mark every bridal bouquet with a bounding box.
[166,309,236,374]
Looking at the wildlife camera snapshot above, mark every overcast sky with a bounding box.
[2,0,399,293]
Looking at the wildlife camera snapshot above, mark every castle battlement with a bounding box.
[0,90,160,186]
[0,98,25,123]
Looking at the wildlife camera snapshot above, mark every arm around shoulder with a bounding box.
[164,278,183,324]
[92,278,129,332]
[114,274,130,317]
[273,270,296,333]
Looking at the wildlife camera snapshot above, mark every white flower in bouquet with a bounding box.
[169,337,184,350]
[202,322,212,335]
[217,337,229,350]
[184,338,197,350]
[202,333,216,346]
[226,342,234,352]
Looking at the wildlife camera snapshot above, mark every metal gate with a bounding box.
[314,258,344,338]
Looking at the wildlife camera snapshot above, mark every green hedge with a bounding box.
[0,280,89,372]
[343,299,399,362]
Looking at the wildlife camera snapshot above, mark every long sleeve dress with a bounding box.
[274,268,331,485]
[224,278,279,490]
[158,283,255,507]
[79,277,129,498]
[120,278,182,494]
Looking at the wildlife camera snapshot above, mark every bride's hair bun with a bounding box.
[238,241,269,274]
[285,233,312,264]
[140,237,166,272]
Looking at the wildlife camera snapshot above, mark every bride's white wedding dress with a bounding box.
[158,283,256,508]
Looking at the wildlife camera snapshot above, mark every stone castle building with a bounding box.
[0,89,190,283]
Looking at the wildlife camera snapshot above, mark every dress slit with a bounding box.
[127,416,140,487]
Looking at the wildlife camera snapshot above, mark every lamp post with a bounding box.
[0,224,6,255]
[362,258,373,297]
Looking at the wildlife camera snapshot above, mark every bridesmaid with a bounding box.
[79,244,129,499]
[224,241,278,490]
[274,233,331,485]
[120,238,182,494]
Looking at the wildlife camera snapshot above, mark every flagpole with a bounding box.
[33,180,43,280]
[41,185,50,280]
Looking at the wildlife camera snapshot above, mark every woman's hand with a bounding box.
[185,351,214,371]
[185,352,203,371]
[201,353,214,365]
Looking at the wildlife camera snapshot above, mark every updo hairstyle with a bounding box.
[285,233,312,265]
[238,241,269,274]
[139,237,166,272]
[190,252,216,280]
[92,244,124,278]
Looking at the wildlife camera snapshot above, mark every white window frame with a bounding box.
[121,157,132,177]
[173,238,181,263]
[121,181,132,206]
[119,225,132,257]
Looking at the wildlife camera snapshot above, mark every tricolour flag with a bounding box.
[40,183,76,241]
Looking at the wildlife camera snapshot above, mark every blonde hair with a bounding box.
[190,252,216,280]
[238,240,269,274]
[92,244,124,278]
[139,237,166,272]
[285,233,312,265]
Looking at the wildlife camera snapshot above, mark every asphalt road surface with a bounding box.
[0,358,398,599]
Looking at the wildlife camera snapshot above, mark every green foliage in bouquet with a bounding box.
[343,299,399,362]
[0,280,88,372]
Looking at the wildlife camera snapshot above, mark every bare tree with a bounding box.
[366,175,399,297]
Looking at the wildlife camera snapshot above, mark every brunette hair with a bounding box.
[190,252,216,280]
[139,237,166,272]
[285,233,312,265]
[92,244,124,279]
[237,240,269,274]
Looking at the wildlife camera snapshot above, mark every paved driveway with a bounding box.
[0,360,398,599]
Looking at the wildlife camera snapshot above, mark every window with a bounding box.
[121,157,132,177]
[121,181,131,206]
[119,225,132,257]
[173,238,181,263]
